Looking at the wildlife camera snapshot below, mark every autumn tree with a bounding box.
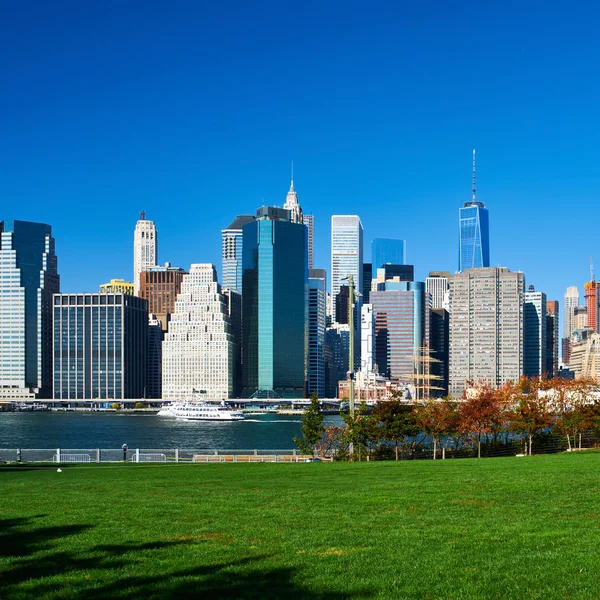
[414,398,455,459]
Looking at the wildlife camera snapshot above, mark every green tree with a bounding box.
[294,392,325,456]
[373,398,418,461]
[341,403,378,461]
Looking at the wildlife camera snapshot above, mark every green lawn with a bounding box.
[1,453,600,599]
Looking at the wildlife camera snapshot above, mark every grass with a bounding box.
[2,453,600,599]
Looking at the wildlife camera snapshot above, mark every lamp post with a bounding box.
[122,443,128,462]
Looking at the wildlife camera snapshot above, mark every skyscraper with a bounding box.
[0,220,59,399]
[546,300,559,378]
[458,150,490,272]
[563,286,580,364]
[430,308,449,396]
[331,215,363,323]
[308,269,327,398]
[162,264,235,400]
[242,207,307,398]
[133,212,158,295]
[372,238,406,268]
[426,271,451,310]
[360,304,375,374]
[283,174,303,224]
[524,285,547,378]
[53,293,148,400]
[584,279,600,333]
[449,267,524,397]
[362,263,372,304]
[304,214,315,269]
[221,215,255,293]
[147,314,163,399]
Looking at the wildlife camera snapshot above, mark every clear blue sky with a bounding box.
[2,0,599,318]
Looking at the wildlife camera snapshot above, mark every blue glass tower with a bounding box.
[458,150,490,271]
[372,238,406,268]
[242,207,307,398]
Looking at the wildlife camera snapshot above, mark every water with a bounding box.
[0,412,342,450]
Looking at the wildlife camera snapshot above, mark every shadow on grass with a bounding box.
[0,516,371,599]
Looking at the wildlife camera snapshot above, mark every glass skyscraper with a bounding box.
[458,150,490,271]
[0,220,59,398]
[221,215,255,293]
[308,269,326,398]
[372,238,406,268]
[242,207,307,398]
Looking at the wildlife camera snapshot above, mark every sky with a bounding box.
[2,0,599,325]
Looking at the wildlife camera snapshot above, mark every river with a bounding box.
[0,411,343,450]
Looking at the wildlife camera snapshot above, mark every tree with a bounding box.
[294,392,325,456]
[414,398,455,459]
[372,398,418,461]
[341,402,378,461]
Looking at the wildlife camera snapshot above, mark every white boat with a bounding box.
[157,400,244,421]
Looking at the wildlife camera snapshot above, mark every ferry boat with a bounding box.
[157,400,244,421]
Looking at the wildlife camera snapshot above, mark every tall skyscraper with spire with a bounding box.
[133,211,158,296]
[458,150,490,272]
[283,163,303,224]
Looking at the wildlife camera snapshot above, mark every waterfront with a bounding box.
[0,411,342,449]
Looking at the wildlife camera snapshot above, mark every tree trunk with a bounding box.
[579,433,582,450]
[528,434,533,456]
[433,437,437,460]
[566,434,571,451]
[442,446,446,460]
[395,442,399,461]
[477,440,481,459]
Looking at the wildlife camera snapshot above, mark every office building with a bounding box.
[569,333,600,380]
[331,215,363,323]
[449,267,524,397]
[0,220,60,399]
[458,150,490,271]
[162,264,234,400]
[223,288,242,398]
[308,269,327,398]
[242,207,307,398]
[372,238,406,268]
[361,304,375,373]
[147,314,163,399]
[53,293,148,400]
[324,324,349,398]
[573,306,588,330]
[138,263,188,332]
[370,281,430,387]
[563,286,580,364]
[430,308,449,396]
[546,300,559,378]
[133,212,158,295]
[426,271,450,310]
[371,264,414,290]
[362,263,372,304]
[283,175,303,224]
[221,215,255,293]
[524,286,547,378]
[304,215,315,270]
[99,279,134,295]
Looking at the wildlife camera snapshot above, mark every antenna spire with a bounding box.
[291,160,294,185]
[591,257,595,282]
[472,149,476,202]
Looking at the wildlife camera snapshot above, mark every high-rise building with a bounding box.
[370,281,430,385]
[223,288,242,398]
[546,300,559,378]
[331,215,363,323]
[372,238,406,268]
[430,308,449,396]
[133,212,158,296]
[147,314,163,399]
[53,293,148,400]
[304,215,315,270]
[242,207,307,398]
[449,267,524,397]
[162,264,235,400]
[458,150,490,272]
[324,324,350,398]
[573,306,588,330]
[584,280,600,333]
[221,215,255,293]
[362,263,372,304]
[371,264,414,289]
[99,279,134,295]
[426,272,451,310]
[0,220,59,399]
[563,286,580,364]
[138,263,188,332]
[524,286,547,378]
[360,304,375,373]
[569,333,600,380]
[308,269,327,398]
[283,175,303,224]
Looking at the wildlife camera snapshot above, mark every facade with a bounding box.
[133,212,158,295]
[584,280,600,333]
[324,324,349,398]
[223,289,242,398]
[524,286,547,378]
[308,269,327,398]
[99,279,134,295]
[370,281,430,386]
[546,300,559,378]
[426,271,450,310]
[0,220,59,399]
[372,264,414,288]
[563,285,579,364]
[138,263,188,331]
[221,215,255,293]
[362,263,372,304]
[430,308,449,396]
[569,333,600,381]
[147,314,163,399]
[162,264,234,400]
[283,178,303,224]
[360,303,375,373]
[242,207,307,398]
[331,215,363,323]
[458,150,490,272]
[53,293,148,400]
[304,215,315,270]
[449,267,524,397]
[573,306,588,330]
[372,238,406,268]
